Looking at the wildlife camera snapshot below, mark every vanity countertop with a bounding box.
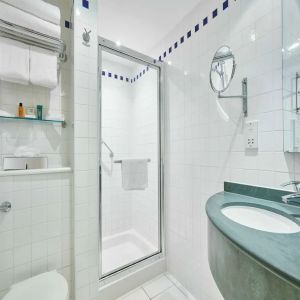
[206,182,300,287]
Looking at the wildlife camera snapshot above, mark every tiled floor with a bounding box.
[117,274,193,300]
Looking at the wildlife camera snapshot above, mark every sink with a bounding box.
[221,205,300,233]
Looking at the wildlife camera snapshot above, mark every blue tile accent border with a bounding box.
[82,0,89,9]
[154,0,236,63]
[101,1,237,83]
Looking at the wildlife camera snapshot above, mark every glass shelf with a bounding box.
[0,115,66,127]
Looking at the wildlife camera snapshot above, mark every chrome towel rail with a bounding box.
[0,18,66,61]
[114,159,151,164]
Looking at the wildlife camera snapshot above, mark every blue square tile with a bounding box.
[223,0,229,10]
[140,72,142,76]
[195,24,199,32]
[147,66,149,71]
[174,42,178,49]
[163,51,167,58]
[130,79,132,83]
[120,76,123,81]
[114,74,118,79]
[203,17,208,26]
[143,70,145,74]
[154,59,157,63]
[108,72,112,77]
[126,78,129,82]
[101,71,105,76]
[212,9,218,18]
[82,0,89,9]
[65,20,70,28]
[169,47,172,53]
[187,30,191,38]
[159,56,162,61]
[180,36,184,44]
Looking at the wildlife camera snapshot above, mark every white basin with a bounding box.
[221,205,300,233]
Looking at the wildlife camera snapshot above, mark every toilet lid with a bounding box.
[3,271,68,300]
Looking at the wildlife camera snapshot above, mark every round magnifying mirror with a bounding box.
[210,46,236,93]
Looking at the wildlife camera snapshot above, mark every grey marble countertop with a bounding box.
[206,183,300,287]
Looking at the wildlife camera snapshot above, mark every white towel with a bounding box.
[0,2,61,39]
[30,46,58,89]
[2,0,61,25]
[121,159,148,190]
[0,37,30,85]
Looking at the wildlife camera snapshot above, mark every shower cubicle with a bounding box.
[98,38,164,280]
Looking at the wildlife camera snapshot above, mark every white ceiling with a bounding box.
[98,0,202,55]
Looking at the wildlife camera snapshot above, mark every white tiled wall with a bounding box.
[101,58,135,237]
[0,173,73,299]
[0,1,74,299]
[282,0,300,152]
[101,57,159,249]
[131,68,159,247]
[0,0,73,168]
[73,0,100,299]
[150,0,297,299]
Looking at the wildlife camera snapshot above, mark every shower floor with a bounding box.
[102,229,157,275]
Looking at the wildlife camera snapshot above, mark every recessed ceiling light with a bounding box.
[116,41,121,47]
[76,8,81,16]
[167,61,172,65]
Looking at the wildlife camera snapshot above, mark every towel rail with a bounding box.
[0,18,66,61]
[114,159,151,164]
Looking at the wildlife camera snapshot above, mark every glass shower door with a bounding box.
[99,40,163,279]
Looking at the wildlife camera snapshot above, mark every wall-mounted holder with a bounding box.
[218,78,248,117]
[296,72,300,113]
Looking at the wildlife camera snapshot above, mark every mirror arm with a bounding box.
[218,78,248,117]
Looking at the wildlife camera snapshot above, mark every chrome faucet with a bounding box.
[281,181,300,204]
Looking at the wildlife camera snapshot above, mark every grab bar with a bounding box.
[101,140,114,158]
[114,159,151,163]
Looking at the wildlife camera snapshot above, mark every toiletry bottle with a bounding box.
[36,105,43,120]
[18,103,25,118]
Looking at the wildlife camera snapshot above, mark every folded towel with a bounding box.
[0,2,61,39]
[2,0,61,25]
[0,37,30,85]
[121,159,148,190]
[30,46,58,89]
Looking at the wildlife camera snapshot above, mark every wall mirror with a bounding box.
[283,0,300,152]
[210,45,236,93]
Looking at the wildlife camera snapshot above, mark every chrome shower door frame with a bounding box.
[98,36,165,282]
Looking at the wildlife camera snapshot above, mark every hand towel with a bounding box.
[2,0,61,25]
[30,46,58,89]
[121,159,148,190]
[0,2,61,39]
[0,37,30,85]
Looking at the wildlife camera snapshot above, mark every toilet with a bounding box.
[3,271,68,300]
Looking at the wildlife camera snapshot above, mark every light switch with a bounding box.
[245,120,258,149]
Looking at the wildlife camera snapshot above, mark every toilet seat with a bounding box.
[3,271,68,300]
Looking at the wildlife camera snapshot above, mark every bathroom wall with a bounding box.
[73,0,100,299]
[101,57,160,247]
[282,0,300,152]
[0,1,74,299]
[0,172,73,299]
[0,0,73,168]
[131,68,159,247]
[101,58,135,237]
[150,0,294,299]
